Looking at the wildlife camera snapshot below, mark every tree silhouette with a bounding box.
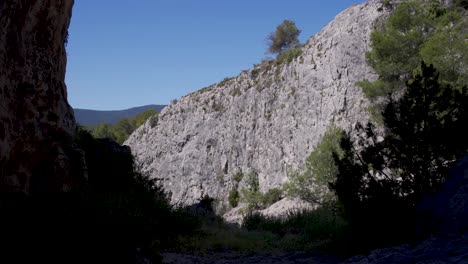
[331,63,468,249]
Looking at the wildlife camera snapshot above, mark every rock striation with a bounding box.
[0,0,79,193]
[126,1,387,207]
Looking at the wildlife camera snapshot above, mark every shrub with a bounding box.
[242,207,347,244]
[240,172,284,211]
[285,126,344,205]
[250,68,260,79]
[231,171,244,183]
[361,0,467,102]
[242,212,282,232]
[276,47,303,65]
[218,77,234,87]
[261,188,283,207]
[240,172,263,211]
[228,187,240,208]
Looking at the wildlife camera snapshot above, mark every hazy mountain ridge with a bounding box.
[74,104,165,126]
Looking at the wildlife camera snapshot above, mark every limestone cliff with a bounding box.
[126,1,387,206]
[0,0,79,193]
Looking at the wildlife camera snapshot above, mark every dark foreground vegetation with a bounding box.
[0,128,199,263]
[328,0,468,252]
[0,1,466,263]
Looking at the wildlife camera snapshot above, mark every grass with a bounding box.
[172,203,350,256]
[242,207,346,244]
[176,224,283,253]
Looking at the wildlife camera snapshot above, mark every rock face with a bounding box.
[0,0,78,193]
[126,1,386,206]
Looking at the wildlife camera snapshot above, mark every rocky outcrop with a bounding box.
[126,1,387,206]
[0,0,79,193]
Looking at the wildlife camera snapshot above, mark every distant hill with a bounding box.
[74,104,165,126]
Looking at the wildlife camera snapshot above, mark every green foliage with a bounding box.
[179,205,348,254]
[250,68,260,79]
[285,126,344,205]
[332,63,468,250]
[351,0,467,248]
[218,76,234,87]
[113,118,134,143]
[231,171,244,183]
[242,213,282,233]
[228,187,240,208]
[88,109,158,143]
[240,172,283,211]
[228,171,245,208]
[176,217,282,253]
[134,109,158,127]
[366,1,436,81]
[306,127,345,185]
[261,188,283,207]
[275,47,303,65]
[267,20,301,55]
[419,11,468,87]
[91,122,114,139]
[245,171,260,193]
[453,0,468,9]
[242,207,347,247]
[240,172,262,211]
[362,0,467,100]
[356,79,396,100]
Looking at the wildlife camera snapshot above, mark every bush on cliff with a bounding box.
[285,126,344,205]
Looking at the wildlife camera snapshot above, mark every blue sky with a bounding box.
[66,0,366,110]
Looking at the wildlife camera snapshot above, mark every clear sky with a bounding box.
[66,0,366,110]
